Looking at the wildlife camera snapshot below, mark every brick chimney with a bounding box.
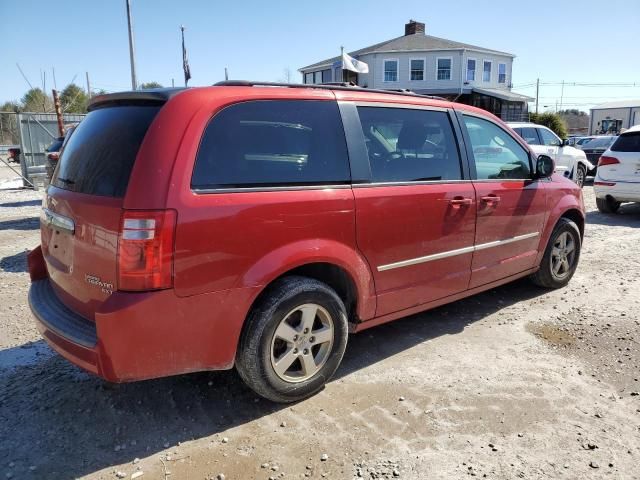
[404,19,425,36]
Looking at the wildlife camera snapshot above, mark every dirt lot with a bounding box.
[0,161,638,480]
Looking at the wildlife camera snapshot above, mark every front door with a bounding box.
[460,114,548,288]
[351,105,476,316]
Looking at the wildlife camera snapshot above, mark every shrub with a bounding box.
[529,112,569,139]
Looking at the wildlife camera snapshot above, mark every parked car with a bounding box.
[507,122,593,187]
[7,146,21,163]
[28,83,585,402]
[567,136,595,150]
[44,136,65,179]
[44,126,77,180]
[593,125,640,213]
[581,135,618,175]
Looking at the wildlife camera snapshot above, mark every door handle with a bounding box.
[449,197,472,207]
[481,195,501,204]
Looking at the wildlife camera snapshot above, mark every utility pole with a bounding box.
[125,0,138,90]
[171,78,175,87]
[535,78,539,114]
[52,89,65,137]
[225,67,228,81]
[86,72,92,98]
[52,67,57,90]
[340,46,345,82]
[559,80,565,113]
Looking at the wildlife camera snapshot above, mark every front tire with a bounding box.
[596,196,621,214]
[236,276,348,403]
[530,218,581,289]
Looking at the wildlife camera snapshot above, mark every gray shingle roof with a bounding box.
[300,34,514,71]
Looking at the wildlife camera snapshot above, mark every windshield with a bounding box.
[52,105,160,197]
[583,136,617,149]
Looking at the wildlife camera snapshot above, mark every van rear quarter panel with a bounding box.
[155,88,376,320]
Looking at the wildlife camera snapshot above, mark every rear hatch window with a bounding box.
[611,132,640,152]
[43,104,161,320]
[52,105,160,197]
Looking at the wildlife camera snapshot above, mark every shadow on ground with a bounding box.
[0,217,39,231]
[0,199,41,208]
[0,250,28,273]
[0,278,548,479]
[585,202,640,228]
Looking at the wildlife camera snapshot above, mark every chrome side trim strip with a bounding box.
[377,245,475,272]
[41,208,75,234]
[473,232,540,251]
[377,232,539,272]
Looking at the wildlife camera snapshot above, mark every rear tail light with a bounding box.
[598,156,620,166]
[117,209,177,291]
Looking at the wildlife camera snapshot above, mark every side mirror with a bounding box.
[536,154,555,178]
[561,138,569,147]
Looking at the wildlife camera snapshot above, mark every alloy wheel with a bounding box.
[270,303,334,383]
[550,231,576,280]
[576,166,585,187]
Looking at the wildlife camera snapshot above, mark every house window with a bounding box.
[304,73,313,84]
[384,60,398,82]
[437,58,452,80]
[466,59,476,82]
[483,61,491,82]
[321,69,332,83]
[410,59,424,81]
[498,63,507,84]
[314,71,323,84]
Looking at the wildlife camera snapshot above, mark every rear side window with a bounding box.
[192,100,350,189]
[356,107,462,182]
[513,127,541,145]
[611,132,640,152]
[52,105,160,197]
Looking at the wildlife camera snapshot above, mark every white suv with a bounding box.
[594,124,640,213]
[507,122,593,187]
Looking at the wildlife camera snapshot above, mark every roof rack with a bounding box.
[213,80,446,101]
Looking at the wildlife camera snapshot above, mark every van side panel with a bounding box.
[164,91,377,322]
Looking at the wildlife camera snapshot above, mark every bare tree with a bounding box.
[278,67,294,84]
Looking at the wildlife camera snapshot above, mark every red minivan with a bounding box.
[28,82,585,402]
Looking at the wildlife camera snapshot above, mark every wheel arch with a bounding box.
[536,195,585,266]
[560,208,585,240]
[239,240,377,325]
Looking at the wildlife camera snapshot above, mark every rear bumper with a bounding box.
[29,277,260,382]
[594,181,640,203]
[29,279,100,375]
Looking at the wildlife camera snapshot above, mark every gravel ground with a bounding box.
[0,161,638,480]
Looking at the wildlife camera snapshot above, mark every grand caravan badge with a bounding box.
[85,274,114,295]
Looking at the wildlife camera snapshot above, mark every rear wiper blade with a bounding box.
[56,177,75,185]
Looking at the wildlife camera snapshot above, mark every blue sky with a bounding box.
[2,0,639,111]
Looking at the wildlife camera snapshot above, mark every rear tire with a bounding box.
[596,196,620,214]
[236,276,348,403]
[530,218,581,289]
[575,164,586,188]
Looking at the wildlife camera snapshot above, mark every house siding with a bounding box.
[301,50,514,93]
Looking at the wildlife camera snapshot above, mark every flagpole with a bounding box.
[181,26,188,87]
[340,46,345,83]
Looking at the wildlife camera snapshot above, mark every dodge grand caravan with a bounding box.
[28,82,585,402]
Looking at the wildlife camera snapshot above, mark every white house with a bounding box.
[299,20,533,121]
